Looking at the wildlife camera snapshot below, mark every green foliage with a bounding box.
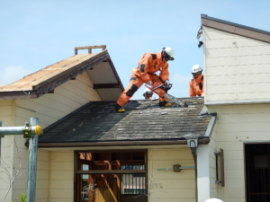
[20,193,27,202]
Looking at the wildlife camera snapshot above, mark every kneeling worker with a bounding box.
[189,64,204,97]
[115,47,175,112]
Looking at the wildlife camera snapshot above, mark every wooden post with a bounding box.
[27,117,39,202]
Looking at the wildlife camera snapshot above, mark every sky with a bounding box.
[0,0,270,99]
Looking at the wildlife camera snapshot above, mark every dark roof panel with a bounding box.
[39,97,215,147]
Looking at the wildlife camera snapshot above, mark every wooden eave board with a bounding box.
[0,53,99,92]
[201,14,270,43]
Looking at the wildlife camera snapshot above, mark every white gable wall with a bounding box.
[204,27,270,104]
[16,72,101,127]
[204,24,270,201]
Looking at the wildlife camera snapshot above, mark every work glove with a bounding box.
[163,80,172,90]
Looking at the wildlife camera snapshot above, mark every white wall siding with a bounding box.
[148,148,195,202]
[49,151,74,202]
[36,149,49,202]
[207,103,270,202]
[204,27,270,104]
[16,72,101,128]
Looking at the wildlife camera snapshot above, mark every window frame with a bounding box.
[74,149,148,202]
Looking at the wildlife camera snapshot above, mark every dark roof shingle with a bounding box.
[39,97,215,147]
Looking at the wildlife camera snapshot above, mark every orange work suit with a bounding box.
[116,52,169,107]
[189,74,204,96]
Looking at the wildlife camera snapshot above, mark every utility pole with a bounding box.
[0,117,42,202]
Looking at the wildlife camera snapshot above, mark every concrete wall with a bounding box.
[148,148,195,202]
[204,27,270,104]
[207,103,270,202]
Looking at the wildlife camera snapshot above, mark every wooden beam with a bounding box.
[74,45,106,55]
[93,83,121,89]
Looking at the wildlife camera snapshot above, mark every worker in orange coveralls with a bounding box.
[115,47,175,112]
[189,64,204,97]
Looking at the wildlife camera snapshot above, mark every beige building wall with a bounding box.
[49,150,74,202]
[204,27,270,104]
[15,72,101,128]
[3,146,196,202]
[207,103,270,202]
[0,72,101,201]
[148,148,195,202]
[0,100,16,201]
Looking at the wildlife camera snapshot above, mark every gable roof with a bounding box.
[38,97,216,148]
[0,45,124,100]
[201,14,270,43]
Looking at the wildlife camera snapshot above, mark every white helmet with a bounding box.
[163,47,175,60]
[143,89,153,96]
[204,198,224,202]
[192,64,203,73]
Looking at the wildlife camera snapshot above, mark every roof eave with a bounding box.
[38,138,210,148]
[201,14,270,43]
[0,91,38,99]
[0,50,124,99]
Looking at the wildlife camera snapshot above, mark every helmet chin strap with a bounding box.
[162,51,172,61]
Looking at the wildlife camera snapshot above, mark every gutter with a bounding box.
[38,138,210,148]
[203,112,217,138]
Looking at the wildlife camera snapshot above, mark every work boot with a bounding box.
[115,104,125,113]
[159,101,172,107]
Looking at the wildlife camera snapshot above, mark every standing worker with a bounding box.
[115,47,175,112]
[189,64,204,97]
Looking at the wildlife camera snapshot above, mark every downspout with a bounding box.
[185,112,217,202]
[197,112,217,202]
[186,138,198,202]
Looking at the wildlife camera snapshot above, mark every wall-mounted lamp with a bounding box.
[197,26,203,48]
[198,41,204,48]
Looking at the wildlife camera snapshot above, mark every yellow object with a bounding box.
[164,103,172,107]
[35,125,43,135]
[117,108,126,113]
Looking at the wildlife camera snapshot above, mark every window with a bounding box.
[245,144,270,202]
[74,150,147,202]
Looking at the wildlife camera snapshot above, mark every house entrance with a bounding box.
[245,144,270,202]
[75,150,147,202]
